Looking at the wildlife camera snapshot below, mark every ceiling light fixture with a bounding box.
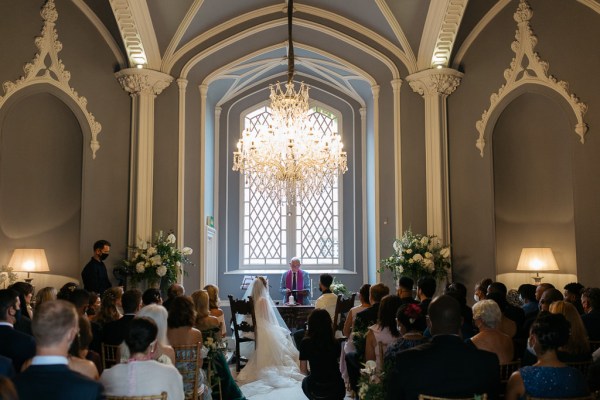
[232,0,347,205]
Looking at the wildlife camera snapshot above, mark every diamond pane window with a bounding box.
[241,105,342,268]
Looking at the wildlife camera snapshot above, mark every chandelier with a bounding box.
[232,0,347,205]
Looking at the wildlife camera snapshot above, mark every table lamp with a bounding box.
[516,247,558,284]
[8,249,50,283]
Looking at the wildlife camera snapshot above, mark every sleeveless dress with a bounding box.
[368,325,397,371]
[520,366,588,399]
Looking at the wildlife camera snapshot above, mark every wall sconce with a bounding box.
[8,249,50,283]
[516,247,559,284]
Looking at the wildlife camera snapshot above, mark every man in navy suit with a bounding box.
[385,295,500,400]
[0,289,36,372]
[102,289,142,345]
[13,300,104,400]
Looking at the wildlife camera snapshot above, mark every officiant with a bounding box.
[280,257,311,305]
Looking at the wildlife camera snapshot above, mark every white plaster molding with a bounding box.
[360,107,368,286]
[199,83,209,285]
[407,68,463,242]
[0,0,102,159]
[163,0,205,68]
[109,0,161,68]
[374,0,417,70]
[419,0,469,69]
[372,85,381,283]
[577,0,600,15]
[176,78,188,257]
[391,78,403,239]
[115,68,173,97]
[475,0,588,157]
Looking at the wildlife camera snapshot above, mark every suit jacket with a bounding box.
[385,334,500,400]
[353,303,380,332]
[0,355,14,378]
[82,257,112,295]
[279,269,312,305]
[13,364,104,400]
[582,310,600,341]
[0,325,36,372]
[419,298,432,315]
[102,314,135,345]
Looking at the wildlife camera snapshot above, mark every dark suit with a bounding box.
[13,364,104,400]
[82,257,112,295]
[419,298,432,315]
[0,355,14,377]
[0,325,36,372]
[353,303,380,331]
[385,335,500,400]
[582,310,600,341]
[102,314,135,345]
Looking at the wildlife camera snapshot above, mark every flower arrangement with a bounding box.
[379,229,451,282]
[357,360,384,400]
[0,265,18,289]
[202,330,228,396]
[122,231,193,286]
[330,278,350,297]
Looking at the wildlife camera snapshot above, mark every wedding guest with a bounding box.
[397,277,417,304]
[416,277,436,315]
[204,284,226,337]
[8,282,33,335]
[13,300,104,400]
[549,301,591,362]
[487,292,518,338]
[563,282,585,314]
[445,282,475,339]
[81,239,112,295]
[142,288,163,306]
[191,290,221,335]
[314,273,338,320]
[468,300,514,364]
[67,316,100,379]
[505,313,589,400]
[101,317,184,400]
[487,282,525,333]
[0,376,17,400]
[57,282,78,301]
[68,289,91,317]
[10,282,34,320]
[507,289,523,308]
[102,289,142,345]
[365,295,403,370]
[535,282,555,302]
[539,288,563,312]
[0,355,14,378]
[300,309,345,400]
[385,303,427,357]
[95,287,123,326]
[0,289,36,373]
[518,284,538,317]
[474,278,493,302]
[163,283,184,311]
[343,283,370,337]
[581,287,600,340]
[280,256,311,305]
[35,287,57,311]
[86,291,101,321]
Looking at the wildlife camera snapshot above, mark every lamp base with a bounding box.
[531,272,543,285]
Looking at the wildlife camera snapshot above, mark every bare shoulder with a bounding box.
[210,308,224,317]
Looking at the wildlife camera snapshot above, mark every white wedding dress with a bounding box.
[236,278,304,397]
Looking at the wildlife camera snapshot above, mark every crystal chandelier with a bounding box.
[232,0,347,205]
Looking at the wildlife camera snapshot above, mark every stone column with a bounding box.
[406,68,462,242]
[391,78,403,238]
[115,68,173,246]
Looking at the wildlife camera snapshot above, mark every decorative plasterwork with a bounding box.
[115,68,173,97]
[109,0,160,68]
[419,0,469,69]
[475,0,588,157]
[0,0,102,159]
[407,67,463,98]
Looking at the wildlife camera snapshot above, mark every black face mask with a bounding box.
[100,253,109,261]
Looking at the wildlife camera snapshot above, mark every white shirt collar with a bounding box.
[31,356,69,366]
[0,321,13,327]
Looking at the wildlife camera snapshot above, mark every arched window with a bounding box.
[240,105,343,269]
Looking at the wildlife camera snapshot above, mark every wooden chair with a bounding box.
[589,340,600,353]
[228,295,257,372]
[332,293,356,333]
[106,393,167,400]
[101,343,120,370]
[566,360,593,375]
[173,343,204,400]
[500,359,521,382]
[418,395,488,400]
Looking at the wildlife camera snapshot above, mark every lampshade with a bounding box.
[516,248,559,272]
[8,249,50,282]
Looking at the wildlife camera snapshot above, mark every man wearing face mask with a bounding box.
[0,289,36,372]
[82,239,112,295]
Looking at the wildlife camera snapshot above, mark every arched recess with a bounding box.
[0,89,84,277]
[492,91,577,284]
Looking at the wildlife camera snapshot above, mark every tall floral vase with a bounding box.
[147,277,162,290]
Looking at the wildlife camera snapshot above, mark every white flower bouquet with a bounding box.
[379,229,451,282]
[122,231,193,286]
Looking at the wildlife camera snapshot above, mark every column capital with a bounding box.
[390,78,403,92]
[406,67,463,98]
[115,68,173,96]
[371,85,380,100]
[176,78,188,90]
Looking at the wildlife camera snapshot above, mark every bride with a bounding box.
[236,277,303,392]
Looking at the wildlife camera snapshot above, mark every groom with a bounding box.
[280,257,311,305]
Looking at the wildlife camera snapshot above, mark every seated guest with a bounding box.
[120,304,176,365]
[315,273,338,320]
[343,284,370,337]
[535,282,555,303]
[192,290,221,335]
[549,301,591,362]
[539,288,563,312]
[95,287,123,326]
[488,282,525,333]
[163,283,184,311]
[86,291,101,321]
[385,295,500,400]
[505,313,589,400]
[101,317,184,400]
[468,300,514,364]
[300,309,345,400]
[474,278,493,302]
[67,316,100,379]
[102,289,142,345]
[416,277,436,315]
[397,277,417,305]
[445,282,475,339]
[487,292,518,338]
[385,303,428,357]
[0,376,17,400]
[68,288,91,317]
[365,295,403,370]
[581,287,600,341]
[13,300,103,400]
[0,355,14,378]
[518,284,538,317]
[142,288,163,306]
[204,284,226,337]
[0,289,36,372]
[56,282,78,301]
[563,282,585,315]
[35,287,57,311]
[8,282,33,335]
